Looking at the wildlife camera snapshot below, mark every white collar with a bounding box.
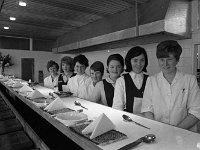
[130,71,143,79]
[106,76,116,84]
[159,69,183,85]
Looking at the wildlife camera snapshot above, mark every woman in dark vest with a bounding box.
[91,54,124,107]
[58,56,76,91]
[112,46,148,114]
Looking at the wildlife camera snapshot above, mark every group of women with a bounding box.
[43,40,200,132]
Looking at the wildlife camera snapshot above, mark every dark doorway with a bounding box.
[21,58,34,82]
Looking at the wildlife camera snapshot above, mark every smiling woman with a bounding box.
[83,61,104,101]
[91,54,124,107]
[141,40,200,132]
[44,60,59,90]
[112,46,148,114]
[58,56,76,91]
[90,61,104,86]
[63,54,90,99]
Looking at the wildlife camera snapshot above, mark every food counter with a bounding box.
[0,78,200,150]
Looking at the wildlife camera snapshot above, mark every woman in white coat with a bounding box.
[63,54,90,99]
[85,61,104,101]
[44,60,59,90]
[141,40,200,132]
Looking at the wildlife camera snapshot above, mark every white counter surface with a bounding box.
[2,82,200,150]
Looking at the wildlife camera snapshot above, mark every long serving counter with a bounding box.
[1,79,200,150]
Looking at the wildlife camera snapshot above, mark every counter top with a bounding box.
[1,81,200,150]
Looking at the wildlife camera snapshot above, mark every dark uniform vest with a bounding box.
[103,79,114,107]
[123,73,148,113]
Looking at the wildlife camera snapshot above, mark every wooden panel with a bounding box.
[0,110,15,121]
[0,86,50,150]
[0,119,22,135]
[0,103,10,112]
[0,131,33,150]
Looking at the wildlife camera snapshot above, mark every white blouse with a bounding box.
[91,76,116,106]
[44,75,59,89]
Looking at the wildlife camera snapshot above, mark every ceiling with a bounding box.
[0,0,149,41]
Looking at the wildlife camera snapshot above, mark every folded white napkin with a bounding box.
[27,89,45,99]
[44,97,66,112]
[0,74,4,79]
[18,84,33,92]
[82,113,115,139]
[0,77,9,82]
[5,79,15,85]
[12,81,23,88]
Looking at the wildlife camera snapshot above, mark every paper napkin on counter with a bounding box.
[27,89,45,99]
[0,74,4,79]
[44,97,66,112]
[18,84,33,92]
[0,76,9,82]
[12,81,23,88]
[4,79,15,85]
[82,113,115,139]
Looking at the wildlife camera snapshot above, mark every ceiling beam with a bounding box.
[0,20,68,33]
[0,31,56,40]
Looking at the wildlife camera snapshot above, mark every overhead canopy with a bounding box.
[54,0,191,54]
[0,0,191,53]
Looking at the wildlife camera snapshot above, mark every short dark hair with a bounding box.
[73,54,89,68]
[156,40,182,61]
[107,54,124,73]
[107,54,124,67]
[60,56,74,73]
[90,61,104,76]
[125,46,148,72]
[46,60,59,72]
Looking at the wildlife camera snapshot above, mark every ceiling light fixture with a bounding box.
[10,17,16,21]
[19,1,27,6]
[4,27,9,30]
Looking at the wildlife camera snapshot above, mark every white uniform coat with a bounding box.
[64,73,90,99]
[44,75,59,89]
[141,71,200,130]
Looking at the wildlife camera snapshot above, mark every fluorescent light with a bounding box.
[10,17,16,21]
[19,1,27,6]
[4,27,9,30]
